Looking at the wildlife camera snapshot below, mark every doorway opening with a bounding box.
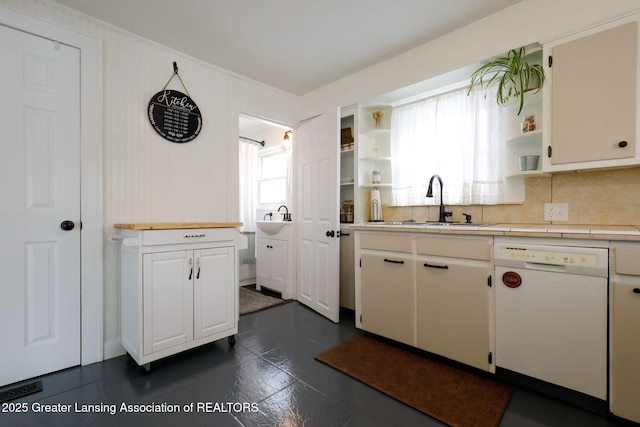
[237,114,293,288]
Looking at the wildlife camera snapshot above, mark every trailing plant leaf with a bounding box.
[468,46,545,115]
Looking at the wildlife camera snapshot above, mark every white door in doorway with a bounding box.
[0,25,81,387]
[297,108,340,323]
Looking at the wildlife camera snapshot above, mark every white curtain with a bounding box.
[239,140,259,232]
[390,85,503,206]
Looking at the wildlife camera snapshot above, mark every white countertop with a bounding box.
[349,222,640,240]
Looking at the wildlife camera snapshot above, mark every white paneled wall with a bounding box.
[0,0,299,358]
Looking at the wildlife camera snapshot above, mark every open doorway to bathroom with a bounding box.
[238,114,293,312]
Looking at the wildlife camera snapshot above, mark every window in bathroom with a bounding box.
[258,148,290,205]
[390,84,503,206]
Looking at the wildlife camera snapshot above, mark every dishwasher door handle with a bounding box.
[524,262,567,273]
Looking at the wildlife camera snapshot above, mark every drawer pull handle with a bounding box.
[424,263,449,270]
[633,288,640,294]
[383,258,404,264]
[184,233,206,238]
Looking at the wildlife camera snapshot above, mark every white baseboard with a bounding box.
[104,338,126,360]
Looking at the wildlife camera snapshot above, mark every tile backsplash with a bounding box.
[382,166,640,225]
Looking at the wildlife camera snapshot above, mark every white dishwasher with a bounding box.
[494,238,608,400]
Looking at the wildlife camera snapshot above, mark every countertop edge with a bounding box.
[346,223,640,241]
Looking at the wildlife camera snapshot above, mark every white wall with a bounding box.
[0,0,299,358]
[300,0,640,119]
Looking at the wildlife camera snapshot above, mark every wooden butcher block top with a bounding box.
[114,222,243,230]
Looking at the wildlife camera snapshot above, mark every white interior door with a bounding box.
[296,108,340,323]
[0,25,81,387]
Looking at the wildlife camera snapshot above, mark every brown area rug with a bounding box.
[239,286,289,315]
[315,335,511,427]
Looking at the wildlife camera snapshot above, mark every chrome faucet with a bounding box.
[278,205,292,221]
[426,174,452,223]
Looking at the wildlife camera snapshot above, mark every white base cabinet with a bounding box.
[610,242,640,423]
[119,226,240,369]
[355,231,494,372]
[256,222,293,299]
[256,237,289,296]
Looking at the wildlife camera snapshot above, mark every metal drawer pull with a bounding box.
[383,258,404,264]
[633,288,640,294]
[424,263,449,270]
[184,233,206,238]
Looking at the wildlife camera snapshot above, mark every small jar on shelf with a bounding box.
[521,115,536,133]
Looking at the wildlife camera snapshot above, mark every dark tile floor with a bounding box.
[0,302,632,426]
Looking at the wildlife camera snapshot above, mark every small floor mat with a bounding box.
[316,335,511,427]
[239,286,289,315]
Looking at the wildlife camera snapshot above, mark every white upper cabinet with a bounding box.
[543,14,639,172]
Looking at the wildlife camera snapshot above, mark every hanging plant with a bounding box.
[468,46,545,115]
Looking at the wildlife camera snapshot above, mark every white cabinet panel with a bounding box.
[143,251,193,355]
[194,247,235,339]
[544,16,640,171]
[360,252,414,346]
[417,259,491,371]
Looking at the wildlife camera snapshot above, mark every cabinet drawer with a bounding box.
[416,235,491,260]
[142,228,236,246]
[360,232,412,253]
[615,246,640,275]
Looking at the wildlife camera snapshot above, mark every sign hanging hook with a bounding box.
[162,61,191,98]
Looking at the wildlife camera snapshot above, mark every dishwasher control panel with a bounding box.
[497,247,599,267]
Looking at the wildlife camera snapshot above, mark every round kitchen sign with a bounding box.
[148,89,202,143]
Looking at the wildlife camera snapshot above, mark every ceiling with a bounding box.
[53,0,522,96]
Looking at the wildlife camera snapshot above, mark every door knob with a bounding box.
[326,230,335,238]
[60,220,75,231]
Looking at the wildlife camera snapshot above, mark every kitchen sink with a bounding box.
[256,221,292,235]
[364,221,494,227]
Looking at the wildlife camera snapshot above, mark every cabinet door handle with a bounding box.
[383,258,404,264]
[424,262,449,270]
[633,288,640,294]
[188,258,193,280]
[196,258,201,279]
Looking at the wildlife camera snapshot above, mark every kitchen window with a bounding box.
[390,84,503,206]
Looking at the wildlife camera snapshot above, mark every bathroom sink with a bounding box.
[256,221,292,235]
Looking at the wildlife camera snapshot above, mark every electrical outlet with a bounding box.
[544,203,569,222]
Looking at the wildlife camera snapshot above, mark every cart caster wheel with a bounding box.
[228,335,236,347]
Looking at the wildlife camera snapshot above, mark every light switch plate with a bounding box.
[544,203,569,221]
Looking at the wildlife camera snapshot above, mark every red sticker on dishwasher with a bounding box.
[502,271,522,288]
